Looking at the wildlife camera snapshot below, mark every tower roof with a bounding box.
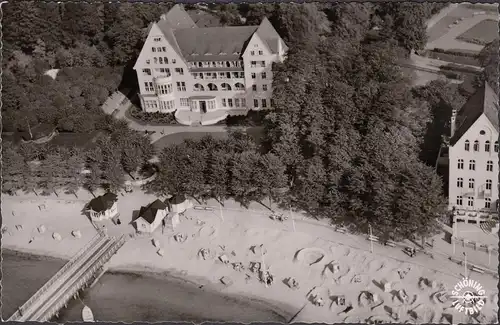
[450,82,499,146]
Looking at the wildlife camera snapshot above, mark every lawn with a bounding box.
[153,127,265,151]
[153,132,228,150]
[456,19,499,46]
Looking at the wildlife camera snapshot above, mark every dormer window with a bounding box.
[219,52,227,55]
[146,60,150,64]
[205,52,212,55]
[464,140,470,151]
[154,37,161,42]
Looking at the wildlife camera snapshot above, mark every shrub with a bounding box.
[224,110,270,126]
[127,105,178,125]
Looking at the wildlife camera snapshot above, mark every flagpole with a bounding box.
[369,224,374,253]
[219,200,224,222]
[261,245,268,288]
[463,252,467,278]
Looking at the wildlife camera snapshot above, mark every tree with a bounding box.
[373,3,429,53]
[206,149,231,205]
[475,39,499,92]
[255,153,288,209]
[39,152,66,196]
[229,150,261,207]
[2,143,28,195]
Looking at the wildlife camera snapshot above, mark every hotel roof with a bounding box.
[450,82,499,146]
[152,5,286,62]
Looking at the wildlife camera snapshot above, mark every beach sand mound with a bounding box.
[197,226,218,239]
[294,247,327,266]
[357,291,379,308]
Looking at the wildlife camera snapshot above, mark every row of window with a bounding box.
[456,196,492,208]
[222,98,246,108]
[151,47,167,53]
[142,68,183,76]
[464,140,498,152]
[159,100,175,111]
[254,99,268,108]
[194,83,244,92]
[193,72,245,80]
[157,84,173,95]
[146,57,176,65]
[456,178,492,190]
[145,82,187,94]
[189,61,242,69]
[252,84,269,92]
[457,159,494,171]
[250,50,264,56]
[144,100,158,110]
[252,72,267,79]
[250,61,266,68]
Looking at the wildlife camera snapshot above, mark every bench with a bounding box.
[336,228,346,234]
[384,241,396,247]
[471,265,485,274]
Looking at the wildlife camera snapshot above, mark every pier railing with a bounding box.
[10,235,126,322]
[8,233,104,321]
[37,235,127,322]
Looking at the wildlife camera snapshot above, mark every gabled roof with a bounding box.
[161,4,197,29]
[137,199,167,224]
[88,193,118,213]
[255,17,288,54]
[140,6,286,64]
[450,82,499,146]
[174,26,258,61]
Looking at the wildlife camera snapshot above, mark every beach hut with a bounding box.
[72,230,82,238]
[168,194,193,213]
[52,232,62,241]
[133,199,168,233]
[86,193,119,221]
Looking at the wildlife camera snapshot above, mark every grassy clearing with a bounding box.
[456,19,498,45]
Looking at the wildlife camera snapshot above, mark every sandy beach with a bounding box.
[2,189,498,323]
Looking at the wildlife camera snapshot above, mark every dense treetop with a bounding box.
[3,2,454,239]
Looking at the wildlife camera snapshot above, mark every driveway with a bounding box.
[102,92,255,143]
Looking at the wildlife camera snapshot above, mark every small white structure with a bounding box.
[86,193,119,221]
[133,199,168,233]
[52,232,62,241]
[72,230,82,238]
[38,225,46,234]
[169,194,193,213]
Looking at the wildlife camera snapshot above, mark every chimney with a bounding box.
[450,109,457,137]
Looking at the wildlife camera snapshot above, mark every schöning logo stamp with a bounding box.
[450,278,487,315]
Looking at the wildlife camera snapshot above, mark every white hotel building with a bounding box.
[447,82,499,220]
[133,5,288,125]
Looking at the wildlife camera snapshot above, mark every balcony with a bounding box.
[154,74,172,84]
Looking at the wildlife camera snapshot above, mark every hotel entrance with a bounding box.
[199,101,207,113]
[189,96,216,113]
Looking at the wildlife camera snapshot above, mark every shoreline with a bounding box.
[2,246,295,322]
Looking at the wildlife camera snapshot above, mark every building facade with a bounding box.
[133,5,288,125]
[448,83,499,217]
